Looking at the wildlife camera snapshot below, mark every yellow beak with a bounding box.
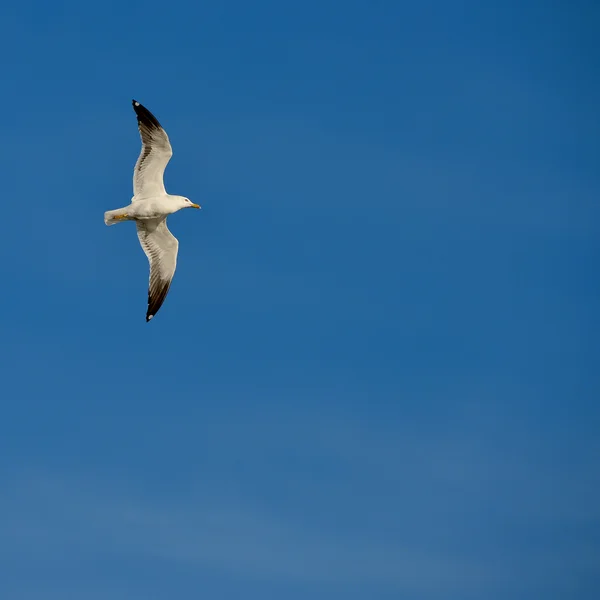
[190,203,201,209]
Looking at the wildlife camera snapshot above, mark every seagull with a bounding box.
[104,100,200,322]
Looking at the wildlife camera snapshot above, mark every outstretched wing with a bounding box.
[132,100,173,199]
[136,219,179,321]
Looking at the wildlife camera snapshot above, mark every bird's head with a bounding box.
[180,197,201,210]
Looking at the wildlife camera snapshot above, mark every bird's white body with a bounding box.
[104,194,191,224]
[103,100,200,321]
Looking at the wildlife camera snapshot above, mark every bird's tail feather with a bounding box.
[104,208,130,226]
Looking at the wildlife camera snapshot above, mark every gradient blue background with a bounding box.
[0,1,598,598]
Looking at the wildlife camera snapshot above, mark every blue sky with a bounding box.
[0,1,598,598]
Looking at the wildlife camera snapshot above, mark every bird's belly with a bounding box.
[132,197,175,219]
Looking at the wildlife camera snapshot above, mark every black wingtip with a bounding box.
[132,99,162,129]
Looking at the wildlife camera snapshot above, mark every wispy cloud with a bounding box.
[1,472,493,594]
[2,396,599,597]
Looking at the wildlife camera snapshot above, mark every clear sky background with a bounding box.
[0,1,598,598]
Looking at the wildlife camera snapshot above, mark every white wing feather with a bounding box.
[132,100,173,199]
[136,219,179,321]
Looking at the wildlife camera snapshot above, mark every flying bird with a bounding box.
[104,100,200,321]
